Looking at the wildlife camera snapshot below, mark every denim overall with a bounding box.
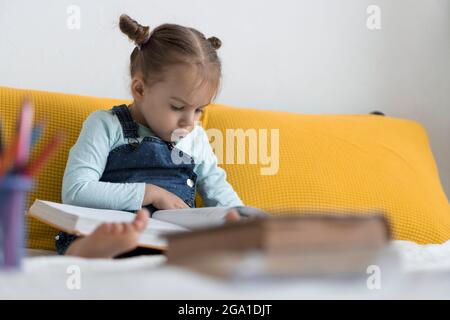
[55,104,198,255]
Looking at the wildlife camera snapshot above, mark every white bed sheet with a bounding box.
[1,240,449,299]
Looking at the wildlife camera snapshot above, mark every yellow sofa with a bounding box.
[1,86,449,250]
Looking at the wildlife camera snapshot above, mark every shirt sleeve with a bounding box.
[194,126,244,207]
[61,110,146,211]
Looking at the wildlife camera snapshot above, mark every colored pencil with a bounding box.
[23,132,64,177]
[0,122,3,172]
[31,119,47,148]
[0,121,3,156]
[0,134,20,177]
[15,98,34,168]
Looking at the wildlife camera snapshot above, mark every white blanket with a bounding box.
[1,240,450,299]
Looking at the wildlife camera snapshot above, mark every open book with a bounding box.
[28,200,267,250]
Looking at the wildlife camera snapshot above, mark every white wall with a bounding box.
[1,0,449,198]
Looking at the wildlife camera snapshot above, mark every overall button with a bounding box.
[186,178,194,188]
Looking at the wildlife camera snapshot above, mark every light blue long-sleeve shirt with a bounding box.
[62,109,244,211]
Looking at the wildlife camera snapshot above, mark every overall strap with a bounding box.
[111,105,139,139]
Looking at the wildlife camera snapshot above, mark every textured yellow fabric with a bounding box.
[1,86,449,249]
[201,104,450,244]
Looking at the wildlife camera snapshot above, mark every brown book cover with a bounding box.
[166,213,391,260]
[166,213,392,278]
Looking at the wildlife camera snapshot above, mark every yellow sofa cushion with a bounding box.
[1,86,449,250]
[200,105,450,244]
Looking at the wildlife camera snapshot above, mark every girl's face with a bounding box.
[131,64,215,142]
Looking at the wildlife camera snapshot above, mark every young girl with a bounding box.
[54,14,251,259]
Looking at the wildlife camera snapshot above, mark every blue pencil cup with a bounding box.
[0,175,33,269]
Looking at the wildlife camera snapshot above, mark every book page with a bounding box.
[36,200,189,235]
[152,206,233,230]
[43,201,136,221]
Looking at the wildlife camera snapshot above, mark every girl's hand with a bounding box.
[144,184,190,210]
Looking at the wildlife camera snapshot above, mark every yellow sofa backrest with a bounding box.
[1,86,449,250]
[201,105,450,244]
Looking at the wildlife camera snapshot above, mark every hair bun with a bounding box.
[207,36,222,50]
[119,14,150,46]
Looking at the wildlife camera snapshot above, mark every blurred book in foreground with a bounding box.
[166,213,392,279]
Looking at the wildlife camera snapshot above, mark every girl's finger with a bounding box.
[122,222,132,234]
[113,223,123,234]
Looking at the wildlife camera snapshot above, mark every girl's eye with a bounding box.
[171,105,183,111]
[171,104,204,114]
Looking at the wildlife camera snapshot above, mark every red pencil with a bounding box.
[23,132,65,177]
[0,134,20,177]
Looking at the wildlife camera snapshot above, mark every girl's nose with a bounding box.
[179,112,195,127]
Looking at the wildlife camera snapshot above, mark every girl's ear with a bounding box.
[130,76,146,101]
